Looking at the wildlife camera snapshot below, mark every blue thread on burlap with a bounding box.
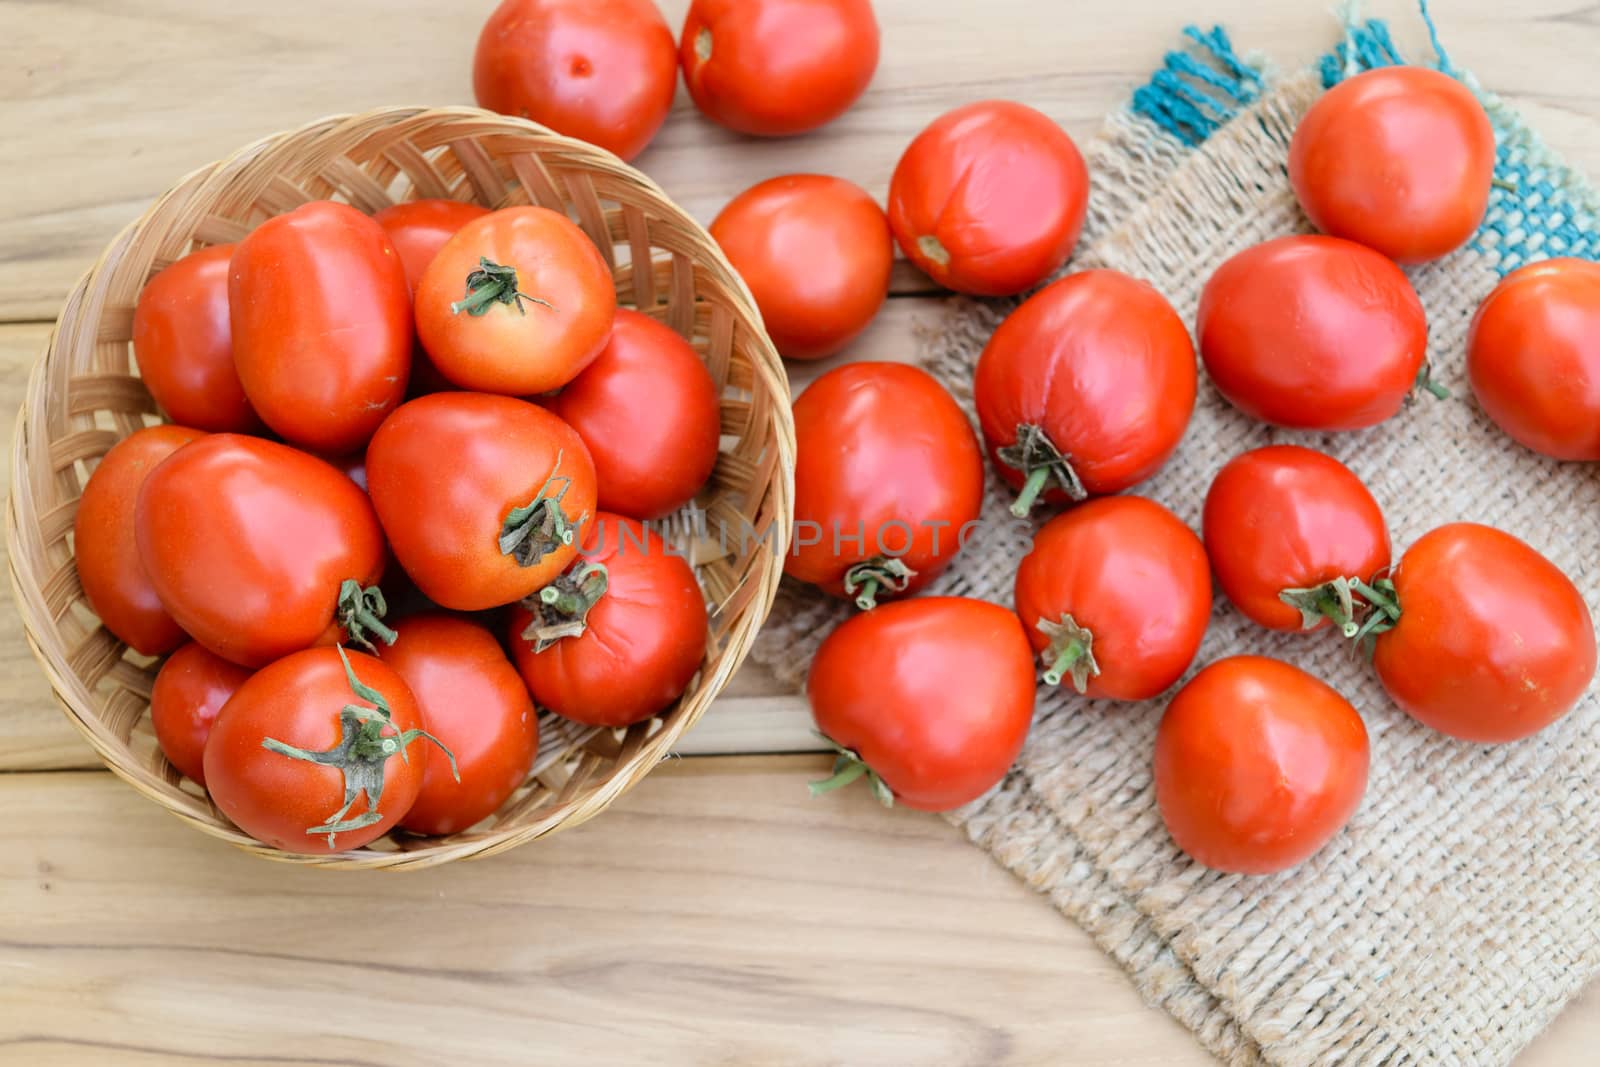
[1129,26,1262,146]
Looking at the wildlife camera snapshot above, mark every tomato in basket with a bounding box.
[150,642,253,787]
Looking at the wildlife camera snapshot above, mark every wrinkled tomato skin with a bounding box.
[229,201,412,453]
[75,425,205,656]
[509,516,707,728]
[1203,446,1391,632]
[1154,656,1370,875]
[377,614,539,836]
[1014,497,1211,701]
[680,0,879,137]
[547,309,720,520]
[974,270,1196,503]
[132,245,262,433]
[150,642,252,787]
[1290,67,1494,264]
[710,174,893,361]
[203,648,425,853]
[365,393,598,612]
[785,363,983,601]
[807,597,1036,812]
[1373,524,1596,743]
[134,434,387,668]
[373,200,492,295]
[1197,235,1428,431]
[889,100,1088,296]
[1468,258,1600,461]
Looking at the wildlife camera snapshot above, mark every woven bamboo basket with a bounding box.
[6,107,794,870]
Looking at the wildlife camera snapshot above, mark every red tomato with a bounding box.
[1290,67,1494,264]
[204,647,440,853]
[681,0,879,137]
[1363,524,1595,743]
[1468,258,1600,460]
[786,363,983,608]
[373,200,492,295]
[365,393,598,612]
[889,101,1088,296]
[415,207,617,395]
[229,201,412,453]
[1014,497,1211,701]
[1155,656,1369,874]
[1203,446,1390,633]
[74,425,205,656]
[150,642,252,787]
[134,434,390,667]
[546,309,720,519]
[973,270,1195,515]
[377,614,539,836]
[710,174,892,361]
[807,597,1035,812]
[508,515,706,727]
[132,245,261,433]
[475,0,678,161]
[1197,235,1432,431]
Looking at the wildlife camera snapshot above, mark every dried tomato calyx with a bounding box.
[1037,613,1101,693]
[842,557,916,611]
[521,561,610,652]
[336,579,398,652]
[500,451,584,568]
[1279,577,1362,636]
[808,733,895,808]
[450,257,555,317]
[998,423,1086,517]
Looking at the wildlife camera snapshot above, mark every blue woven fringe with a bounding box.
[1130,26,1263,147]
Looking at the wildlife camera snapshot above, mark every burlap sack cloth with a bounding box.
[750,20,1600,1066]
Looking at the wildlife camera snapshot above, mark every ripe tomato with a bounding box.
[1014,497,1210,701]
[1289,67,1494,264]
[377,614,538,836]
[974,270,1195,515]
[134,434,390,667]
[373,199,491,295]
[508,515,707,727]
[786,363,983,609]
[889,101,1088,296]
[1154,656,1370,875]
[416,207,617,396]
[807,597,1035,812]
[546,309,720,519]
[132,245,261,433]
[710,174,892,361]
[1362,524,1595,743]
[150,642,252,787]
[681,0,879,137]
[1197,235,1431,431]
[1468,258,1600,460]
[74,425,205,656]
[365,393,598,611]
[204,647,443,853]
[1203,446,1390,633]
[230,201,411,453]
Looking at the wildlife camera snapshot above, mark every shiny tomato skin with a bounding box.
[229,201,412,454]
[373,200,492,295]
[1289,67,1494,264]
[546,309,720,519]
[1155,656,1370,875]
[377,614,539,836]
[1014,497,1211,701]
[416,207,617,396]
[508,516,707,728]
[889,101,1088,296]
[132,245,262,433]
[1197,235,1428,431]
[710,174,893,362]
[807,597,1035,812]
[365,393,598,612]
[150,642,252,787]
[475,0,678,161]
[786,362,983,602]
[74,425,205,656]
[134,434,387,668]
[1373,524,1595,743]
[1468,258,1600,460]
[681,0,879,137]
[203,648,425,853]
[1203,446,1390,632]
[974,270,1196,505]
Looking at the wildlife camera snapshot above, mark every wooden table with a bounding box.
[3,1,1598,1061]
